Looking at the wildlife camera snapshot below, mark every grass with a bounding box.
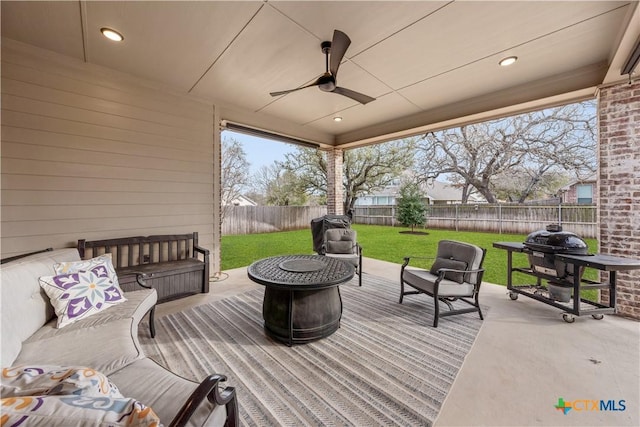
[221,224,599,287]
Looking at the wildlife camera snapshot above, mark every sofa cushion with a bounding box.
[15,319,141,377]
[109,358,226,427]
[1,248,80,368]
[429,258,468,283]
[16,290,156,376]
[39,266,127,328]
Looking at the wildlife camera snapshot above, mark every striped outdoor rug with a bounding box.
[139,274,484,426]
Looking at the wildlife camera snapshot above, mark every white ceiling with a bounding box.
[2,1,639,148]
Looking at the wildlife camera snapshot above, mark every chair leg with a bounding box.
[149,306,156,338]
[399,280,404,304]
[433,297,439,327]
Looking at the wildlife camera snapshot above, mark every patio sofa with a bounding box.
[1,247,237,426]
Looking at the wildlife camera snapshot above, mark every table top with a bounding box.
[247,255,355,290]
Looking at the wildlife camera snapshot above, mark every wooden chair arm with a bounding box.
[194,244,210,259]
[168,374,238,427]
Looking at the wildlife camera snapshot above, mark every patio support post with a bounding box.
[327,148,344,215]
[598,79,640,320]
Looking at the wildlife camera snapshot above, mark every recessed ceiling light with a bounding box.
[499,56,518,67]
[101,27,124,42]
[333,116,343,122]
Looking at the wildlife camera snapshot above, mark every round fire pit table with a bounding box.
[247,255,355,346]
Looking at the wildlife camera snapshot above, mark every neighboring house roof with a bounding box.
[359,181,486,204]
[559,174,597,191]
[225,195,257,206]
[423,181,485,203]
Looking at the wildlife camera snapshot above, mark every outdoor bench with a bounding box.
[78,232,210,303]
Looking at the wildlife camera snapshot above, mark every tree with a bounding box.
[252,164,308,206]
[414,101,596,203]
[281,139,416,212]
[221,137,250,220]
[396,182,427,232]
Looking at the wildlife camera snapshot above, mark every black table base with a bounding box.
[262,287,342,345]
[247,255,355,346]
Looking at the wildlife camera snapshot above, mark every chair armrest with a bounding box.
[402,256,435,267]
[119,271,153,289]
[168,374,238,427]
[194,244,210,261]
[434,267,485,275]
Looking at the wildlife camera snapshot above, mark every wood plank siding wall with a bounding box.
[1,40,217,269]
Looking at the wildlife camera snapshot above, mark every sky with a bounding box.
[222,130,297,175]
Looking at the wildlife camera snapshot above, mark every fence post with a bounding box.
[391,205,395,227]
[499,204,502,234]
[558,204,562,227]
[455,205,459,232]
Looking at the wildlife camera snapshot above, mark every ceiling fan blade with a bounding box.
[330,30,351,77]
[270,79,322,97]
[332,86,376,105]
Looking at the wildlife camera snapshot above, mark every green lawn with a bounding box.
[221,224,599,286]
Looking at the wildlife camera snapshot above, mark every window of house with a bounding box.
[576,184,593,204]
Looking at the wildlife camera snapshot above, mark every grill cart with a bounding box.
[494,225,640,323]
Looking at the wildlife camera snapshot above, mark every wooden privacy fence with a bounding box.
[353,204,597,238]
[223,206,327,235]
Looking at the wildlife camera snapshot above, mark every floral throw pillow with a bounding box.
[1,365,161,427]
[54,253,121,289]
[39,261,127,328]
[1,365,121,398]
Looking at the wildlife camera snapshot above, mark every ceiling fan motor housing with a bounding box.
[318,73,336,91]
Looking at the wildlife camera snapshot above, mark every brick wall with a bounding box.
[598,80,640,319]
[326,148,344,215]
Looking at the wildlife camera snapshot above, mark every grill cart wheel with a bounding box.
[509,292,518,300]
[592,314,604,320]
[562,313,575,323]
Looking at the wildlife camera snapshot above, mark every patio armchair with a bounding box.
[323,228,363,286]
[400,239,486,327]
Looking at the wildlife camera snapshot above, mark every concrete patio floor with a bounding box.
[156,257,639,427]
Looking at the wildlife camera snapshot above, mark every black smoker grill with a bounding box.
[523,224,589,301]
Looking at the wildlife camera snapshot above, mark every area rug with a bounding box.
[139,274,485,426]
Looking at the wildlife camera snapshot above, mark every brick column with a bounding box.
[326,148,344,215]
[598,80,640,319]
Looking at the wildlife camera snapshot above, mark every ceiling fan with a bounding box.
[270,30,376,105]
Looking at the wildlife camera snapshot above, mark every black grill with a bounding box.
[523,225,589,300]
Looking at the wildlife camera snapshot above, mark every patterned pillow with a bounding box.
[39,261,127,328]
[54,253,121,288]
[1,395,160,427]
[0,365,160,427]
[1,365,161,427]
[1,365,121,398]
